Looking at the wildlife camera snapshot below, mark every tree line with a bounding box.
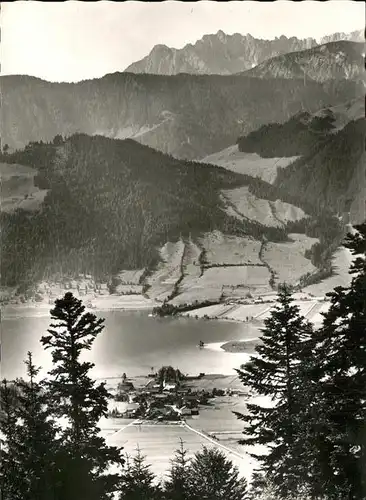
[1,214,364,497]
[275,118,366,217]
[237,112,335,158]
[236,222,366,499]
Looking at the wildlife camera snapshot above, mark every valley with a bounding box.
[0,119,355,321]
[1,225,346,333]
[1,28,363,335]
[1,1,365,496]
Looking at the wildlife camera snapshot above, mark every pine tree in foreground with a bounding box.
[163,438,192,500]
[40,292,124,500]
[10,352,60,500]
[235,284,314,498]
[308,223,366,499]
[0,354,59,500]
[187,446,248,500]
[0,380,21,500]
[119,448,161,500]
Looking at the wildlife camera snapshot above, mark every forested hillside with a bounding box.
[237,111,335,157]
[1,135,295,291]
[275,118,366,221]
[237,113,365,224]
[242,40,365,82]
[0,72,362,159]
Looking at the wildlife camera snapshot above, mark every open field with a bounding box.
[197,266,270,290]
[271,199,308,225]
[171,265,272,307]
[113,269,145,294]
[103,421,256,484]
[200,145,299,184]
[222,186,307,227]
[188,396,247,433]
[181,297,330,327]
[262,233,319,285]
[181,240,202,275]
[199,231,262,266]
[170,233,269,306]
[146,241,185,301]
[170,240,204,305]
[180,302,271,321]
[222,187,281,227]
[303,246,353,296]
[1,162,48,212]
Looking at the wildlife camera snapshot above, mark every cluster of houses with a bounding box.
[33,275,110,303]
[107,372,225,422]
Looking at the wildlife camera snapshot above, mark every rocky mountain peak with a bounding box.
[124,29,362,76]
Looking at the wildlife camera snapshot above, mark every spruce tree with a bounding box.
[10,352,60,500]
[309,223,366,499]
[0,380,21,500]
[119,448,160,500]
[40,292,124,500]
[235,284,314,498]
[164,438,192,500]
[188,446,248,500]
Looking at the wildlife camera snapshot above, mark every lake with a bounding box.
[1,309,260,381]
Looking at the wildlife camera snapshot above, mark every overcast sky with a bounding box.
[1,1,363,82]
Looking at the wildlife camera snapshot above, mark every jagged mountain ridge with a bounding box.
[242,41,365,83]
[125,29,363,76]
[0,73,362,160]
[320,29,364,44]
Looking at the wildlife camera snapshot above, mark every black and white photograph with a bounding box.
[0,1,365,498]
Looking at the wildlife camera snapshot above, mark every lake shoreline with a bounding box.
[1,294,156,320]
[1,300,264,356]
[204,338,262,354]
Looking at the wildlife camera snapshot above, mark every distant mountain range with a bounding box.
[1,72,362,160]
[125,29,364,76]
[1,27,362,299]
[243,41,365,83]
[320,29,364,44]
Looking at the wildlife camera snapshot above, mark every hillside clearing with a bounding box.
[222,186,307,227]
[303,246,353,296]
[199,231,263,266]
[171,265,272,307]
[112,269,145,295]
[182,298,330,326]
[146,240,185,302]
[262,233,319,286]
[201,145,299,184]
[0,162,48,212]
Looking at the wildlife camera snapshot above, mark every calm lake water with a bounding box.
[1,309,260,381]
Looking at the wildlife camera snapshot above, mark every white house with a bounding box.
[163,381,177,391]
